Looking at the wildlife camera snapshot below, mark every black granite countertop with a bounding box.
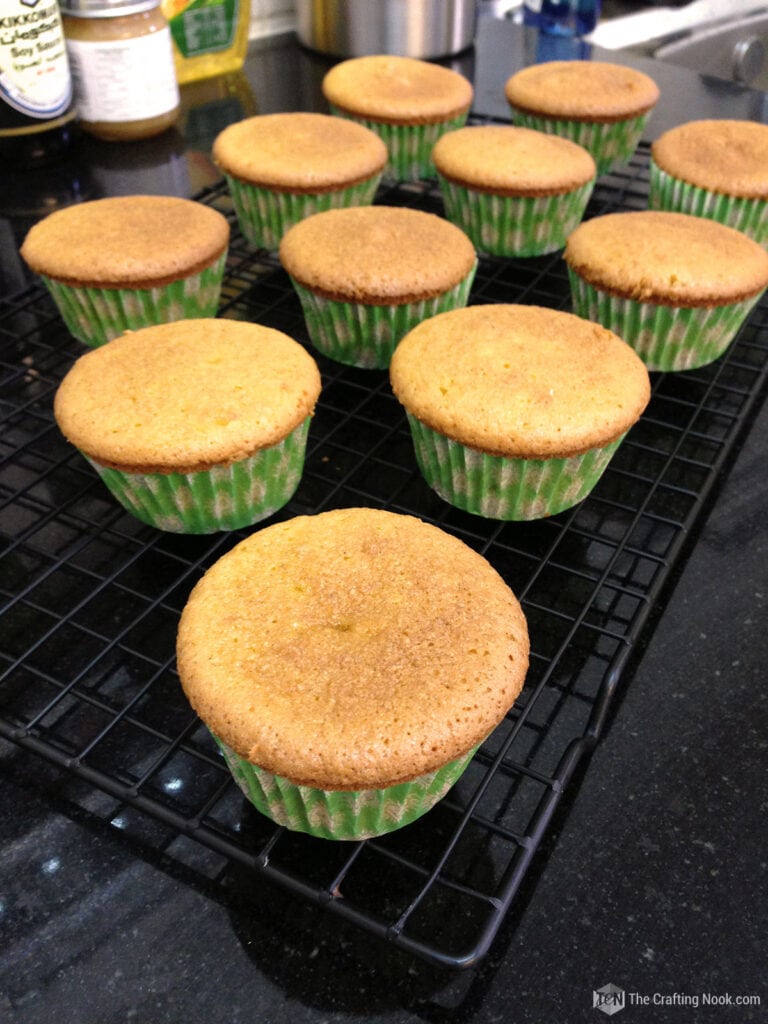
[0,15,766,1024]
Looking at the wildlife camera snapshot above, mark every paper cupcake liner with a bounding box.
[437,176,595,257]
[216,736,479,841]
[508,109,649,175]
[42,252,227,348]
[290,263,477,369]
[225,174,382,251]
[648,161,768,248]
[329,106,469,182]
[85,419,311,534]
[568,271,762,372]
[406,414,623,520]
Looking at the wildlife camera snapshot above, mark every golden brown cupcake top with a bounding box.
[20,195,230,288]
[322,54,473,125]
[279,206,476,304]
[176,507,529,789]
[504,60,659,124]
[212,112,387,192]
[432,124,596,196]
[564,210,768,306]
[651,119,768,199]
[390,304,650,459]
[54,319,321,474]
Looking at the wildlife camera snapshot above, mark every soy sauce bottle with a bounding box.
[0,0,76,166]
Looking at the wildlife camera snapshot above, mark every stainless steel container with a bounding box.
[295,0,477,59]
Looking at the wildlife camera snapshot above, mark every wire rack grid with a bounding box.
[2,140,768,969]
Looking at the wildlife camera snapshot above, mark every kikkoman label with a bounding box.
[0,0,72,118]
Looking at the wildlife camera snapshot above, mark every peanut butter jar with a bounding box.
[62,0,180,142]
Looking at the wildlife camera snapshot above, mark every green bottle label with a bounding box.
[168,0,238,59]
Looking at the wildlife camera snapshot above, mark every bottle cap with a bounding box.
[61,0,161,16]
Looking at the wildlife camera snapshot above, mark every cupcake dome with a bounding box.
[54,318,322,533]
[390,303,650,520]
[279,205,477,368]
[20,195,230,347]
[432,123,596,256]
[650,119,768,246]
[212,112,387,250]
[321,54,473,181]
[564,210,768,371]
[176,506,529,839]
[504,60,659,174]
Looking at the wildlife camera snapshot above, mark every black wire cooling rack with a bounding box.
[2,141,768,969]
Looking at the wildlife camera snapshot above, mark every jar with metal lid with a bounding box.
[62,0,180,142]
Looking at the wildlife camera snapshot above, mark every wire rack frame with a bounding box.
[2,142,768,969]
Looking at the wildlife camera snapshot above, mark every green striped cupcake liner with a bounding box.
[508,110,649,175]
[648,161,768,248]
[437,176,595,257]
[85,418,311,534]
[406,414,623,520]
[225,173,382,251]
[42,252,227,348]
[290,263,477,369]
[329,105,469,181]
[216,735,479,840]
[568,271,762,372]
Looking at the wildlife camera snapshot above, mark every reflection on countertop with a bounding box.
[2,11,767,237]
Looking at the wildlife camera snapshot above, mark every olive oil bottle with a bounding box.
[161,0,251,84]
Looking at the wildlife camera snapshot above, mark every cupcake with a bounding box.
[53,318,322,533]
[176,507,530,840]
[649,119,768,247]
[321,54,473,181]
[564,210,768,372]
[278,205,477,369]
[390,304,650,520]
[20,195,230,348]
[432,124,596,257]
[212,112,387,250]
[504,60,660,174]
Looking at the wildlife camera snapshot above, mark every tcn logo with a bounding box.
[593,983,626,1016]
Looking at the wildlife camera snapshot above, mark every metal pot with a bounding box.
[295,0,478,59]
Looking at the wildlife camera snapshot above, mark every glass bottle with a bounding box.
[523,0,601,38]
[161,0,250,85]
[0,0,76,166]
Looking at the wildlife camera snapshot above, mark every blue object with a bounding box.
[523,0,601,37]
[535,30,592,63]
